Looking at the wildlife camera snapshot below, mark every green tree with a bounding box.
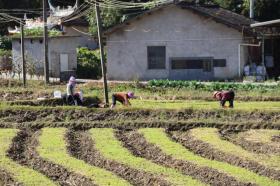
[87,7,122,35]
[77,47,103,79]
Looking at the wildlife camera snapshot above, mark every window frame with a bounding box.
[170,57,213,72]
[213,59,227,68]
[147,46,166,70]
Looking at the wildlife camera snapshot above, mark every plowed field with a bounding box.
[1,126,279,186]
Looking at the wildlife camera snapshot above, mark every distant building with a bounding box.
[12,35,80,79]
[105,2,255,81]
[251,20,280,79]
[10,17,96,80]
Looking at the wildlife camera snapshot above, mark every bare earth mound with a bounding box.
[7,129,95,186]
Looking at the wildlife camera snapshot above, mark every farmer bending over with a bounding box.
[110,91,136,109]
[213,90,235,108]
[66,76,82,105]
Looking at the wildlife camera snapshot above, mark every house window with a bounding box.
[213,59,226,67]
[171,58,212,72]
[203,60,212,72]
[147,46,166,69]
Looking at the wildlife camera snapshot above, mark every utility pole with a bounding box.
[95,2,109,105]
[20,22,26,87]
[250,0,254,19]
[43,0,49,84]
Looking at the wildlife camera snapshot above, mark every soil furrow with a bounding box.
[0,109,280,125]
[116,130,253,186]
[220,130,280,155]
[169,130,280,181]
[0,168,23,186]
[0,121,279,132]
[67,129,171,186]
[7,129,95,186]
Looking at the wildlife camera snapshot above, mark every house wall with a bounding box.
[12,36,80,78]
[106,5,248,81]
[63,26,97,49]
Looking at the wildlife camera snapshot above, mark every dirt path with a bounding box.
[7,129,95,186]
[67,129,171,186]
[116,130,253,186]
[169,130,280,181]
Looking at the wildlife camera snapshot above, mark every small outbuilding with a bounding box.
[105,2,255,81]
[12,35,80,79]
[251,19,280,79]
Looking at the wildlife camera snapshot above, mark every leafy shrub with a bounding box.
[77,47,103,79]
[12,28,61,37]
[0,36,12,50]
[148,79,280,91]
[0,49,11,57]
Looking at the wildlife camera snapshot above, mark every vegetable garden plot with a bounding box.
[37,128,130,186]
[190,128,280,170]
[0,129,56,186]
[8,129,94,186]
[224,129,280,154]
[67,130,170,186]
[0,126,279,186]
[90,128,205,186]
[119,129,251,186]
[170,129,280,181]
[138,128,279,186]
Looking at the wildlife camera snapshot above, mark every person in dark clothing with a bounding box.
[110,91,136,109]
[213,90,235,108]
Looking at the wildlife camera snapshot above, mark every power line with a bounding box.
[85,0,171,10]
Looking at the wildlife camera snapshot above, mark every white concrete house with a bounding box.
[11,18,96,80]
[12,35,80,79]
[105,2,255,81]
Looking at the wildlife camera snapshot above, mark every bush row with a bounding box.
[147,79,280,91]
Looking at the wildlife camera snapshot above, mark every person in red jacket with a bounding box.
[110,91,136,109]
[213,90,235,108]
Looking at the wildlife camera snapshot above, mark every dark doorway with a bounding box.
[265,38,280,79]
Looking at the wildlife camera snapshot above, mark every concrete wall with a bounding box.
[63,26,97,49]
[12,36,80,78]
[106,5,248,81]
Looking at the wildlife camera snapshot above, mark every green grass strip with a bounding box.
[90,128,206,186]
[190,128,280,170]
[131,100,280,111]
[236,129,280,144]
[0,129,56,186]
[139,128,280,186]
[37,128,130,186]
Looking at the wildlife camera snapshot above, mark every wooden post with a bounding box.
[20,22,26,87]
[95,2,109,105]
[43,0,49,84]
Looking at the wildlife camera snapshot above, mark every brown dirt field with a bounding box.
[67,129,171,186]
[0,109,280,126]
[116,130,254,186]
[220,130,280,155]
[7,129,95,186]
[0,120,279,133]
[272,135,280,142]
[0,168,22,186]
[169,130,280,181]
